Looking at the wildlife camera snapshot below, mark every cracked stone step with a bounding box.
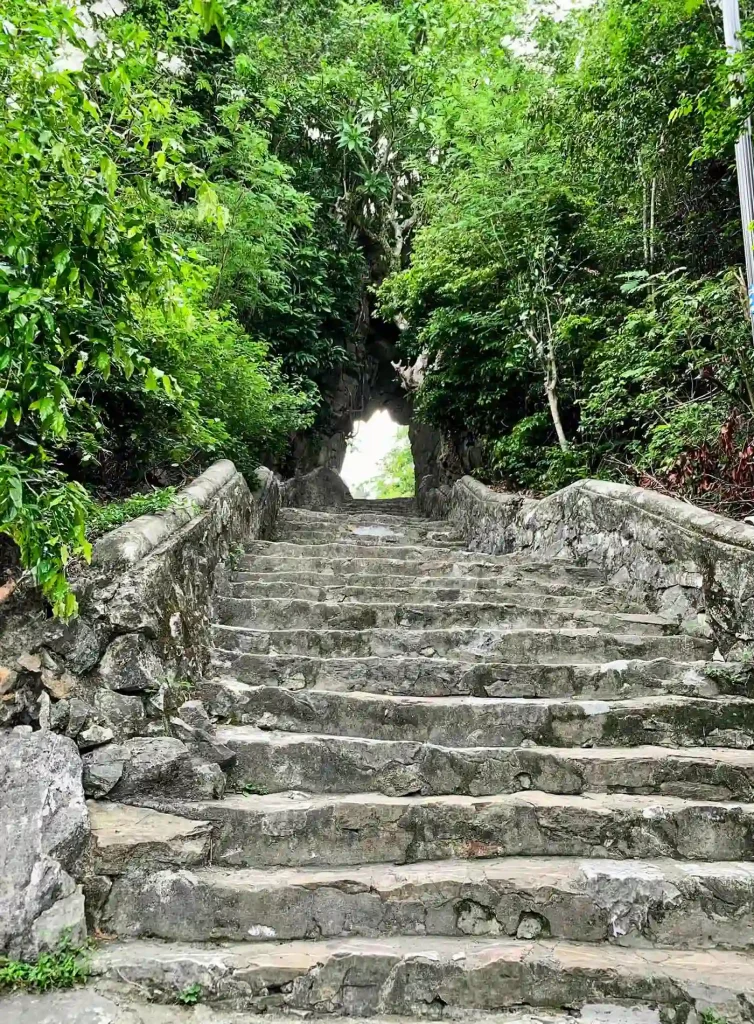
[215,597,674,636]
[104,790,754,867]
[97,855,754,950]
[88,936,754,1019]
[225,581,639,613]
[0,997,653,1024]
[205,686,754,750]
[278,509,456,531]
[274,531,466,550]
[238,553,605,581]
[88,802,212,875]
[244,540,500,560]
[211,624,711,662]
[204,656,719,699]
[275,523,465,543]
[217,727,754,800]
[231,570,618,599]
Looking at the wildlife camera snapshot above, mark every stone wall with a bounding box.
[0,461,278,955]
[429,474,754,645]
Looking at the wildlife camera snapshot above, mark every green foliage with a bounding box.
[378,0,754,505]
[700,1012,731,1024]
[176,983,203,1005]
[0,939,89,994]
[86,487,177,539]
[366,427,415,499]
[0,0,313,613]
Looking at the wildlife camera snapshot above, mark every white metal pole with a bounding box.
[722,0,754,331]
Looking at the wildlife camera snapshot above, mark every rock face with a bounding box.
[0,730,89,958]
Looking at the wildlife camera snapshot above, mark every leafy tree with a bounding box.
[366,427,415,498]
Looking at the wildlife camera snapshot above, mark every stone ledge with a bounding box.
[93,462,260,569]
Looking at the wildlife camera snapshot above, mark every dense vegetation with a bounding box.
[3,0,754,613]
[363,427,415,499]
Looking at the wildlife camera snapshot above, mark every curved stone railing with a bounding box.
[427,474,754,644]
[1,461,281,721]
[0,460,281,960]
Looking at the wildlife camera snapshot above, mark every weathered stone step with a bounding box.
[225,580,635,612]
[231,570,612,598]
[216,597,673,636]
[88,935,754,1019]
[211,687,754,750]
[274,529,466,549]
[245,540,490,560]
[88,801,213,875]
[239,551,604,582]
[112,790,754,866]
[211,623,711,662]
[1,1005,650,1024]
[278,508,448,528]
[219,727,754,800]
[205,655,716,699]
[97,855,754,949]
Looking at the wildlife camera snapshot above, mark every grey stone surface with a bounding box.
[281,466,352,510]
[212,622,710,662]
[0,998,661,1024]
[88,802,212,875]
[96,635,162,694]
[209,685,754,750]
[98,856,754,950]
[112,790,754,868]
[434,474,754,645]
[89,937,754,1020]
[218,726,754,800]
[0,731,89,957]
[205,656,718,699]
[82,737,225,801]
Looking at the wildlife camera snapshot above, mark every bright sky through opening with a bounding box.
[341,410,402,495]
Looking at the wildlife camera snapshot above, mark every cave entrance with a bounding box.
[341,410,415,499]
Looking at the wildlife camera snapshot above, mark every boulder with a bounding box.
[0,731,89,958]
[82,737,225,801]
[281,467,352,510]
[97,634,162,694]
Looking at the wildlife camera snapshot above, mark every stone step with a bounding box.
[275,519,463,538]
[105,790,754,866]
[225,580,636,612]
[238,553,605,580]
[2,1005,648,1024]
[88,936,754,1018]
[219,727,754,800]
[245,540,493,560]
[87,801,213,876]
[278,508,449,528]
[211,687,754,750]
[205,656,718,699]
[215,597,674,636]
[274,529,466,549]
[97,855,754,950]
[211,624,711,662]
[231,570,612,596]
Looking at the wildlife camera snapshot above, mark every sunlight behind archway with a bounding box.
[341,411,402,497]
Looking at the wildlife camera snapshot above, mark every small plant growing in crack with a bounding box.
[227,544,246,572]
[0,937,90,993]
[176,983,203,1005]
[701,1011,731,1024]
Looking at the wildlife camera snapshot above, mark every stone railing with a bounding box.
[423,473,754,645]
[0,460,280,959]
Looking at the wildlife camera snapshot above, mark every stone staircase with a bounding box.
[87,498,754,1022]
